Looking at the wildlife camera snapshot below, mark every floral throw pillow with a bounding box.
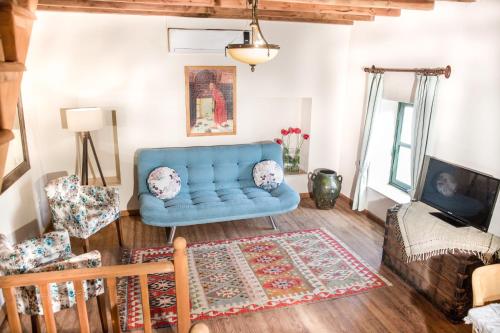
[253,160,284,191]
[147,167,181,200]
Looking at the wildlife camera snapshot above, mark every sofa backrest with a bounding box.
[137,143,283,196]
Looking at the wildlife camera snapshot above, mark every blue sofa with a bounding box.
[137,143,300,242]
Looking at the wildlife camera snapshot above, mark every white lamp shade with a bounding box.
[227,46,279,65]
[64,108,105,132]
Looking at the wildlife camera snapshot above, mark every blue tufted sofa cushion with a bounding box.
[137,143,300,227]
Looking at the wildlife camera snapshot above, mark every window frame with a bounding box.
[389,102,413,192]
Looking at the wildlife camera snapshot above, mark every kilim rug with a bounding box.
[118,228,390,331]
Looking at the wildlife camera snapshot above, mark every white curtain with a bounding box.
[410,74,440,200]
[352,73,384,211]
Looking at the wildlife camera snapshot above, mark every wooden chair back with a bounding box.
[472,264,500,307]
[0,237,208,333]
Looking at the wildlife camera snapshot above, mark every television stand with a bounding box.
[383,205,486,322]
[429,212,466,228]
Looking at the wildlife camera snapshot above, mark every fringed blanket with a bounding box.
[396,202,500,264]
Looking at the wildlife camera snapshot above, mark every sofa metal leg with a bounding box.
[167,226,176,245]
[269,216,278,230]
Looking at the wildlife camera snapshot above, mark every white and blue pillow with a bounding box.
[253,160,283,191]
[148,167,181,200]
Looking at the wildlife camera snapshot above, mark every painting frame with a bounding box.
[2,95,31,193]
[185,66,237,137]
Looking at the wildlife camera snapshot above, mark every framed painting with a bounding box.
[2,96,30,193]
[185,66,237,136]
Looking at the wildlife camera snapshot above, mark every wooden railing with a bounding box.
[0,237,209,333]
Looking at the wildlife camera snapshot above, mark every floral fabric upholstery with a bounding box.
[253,160,284,191]
[0,231,104,315]
[0,231,71,274]
[45,175,120,239]
[44,174,81,203]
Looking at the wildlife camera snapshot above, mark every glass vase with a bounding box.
[283,148,301,173]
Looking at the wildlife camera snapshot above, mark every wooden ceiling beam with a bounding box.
[241,15,353,24]
[44,0,217,7]
[215,7,373,20]
[37,4,214,16]
[261,0,434,10]
[218,0,401,16]
[35,0,476,24]
[37,4,355,23]
[38,0,373,21]
[38,0,214,13]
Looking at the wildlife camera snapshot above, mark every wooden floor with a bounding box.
[1,198,471,332]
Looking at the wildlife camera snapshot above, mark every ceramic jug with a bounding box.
[309,169,343,209]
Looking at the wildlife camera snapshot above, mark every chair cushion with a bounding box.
[253,160,283,191]
[464,304,500,333]
[147,167,181,200]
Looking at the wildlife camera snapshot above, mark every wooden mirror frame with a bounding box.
[1,97,30,193]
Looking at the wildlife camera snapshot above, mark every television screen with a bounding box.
[420,157,500,232]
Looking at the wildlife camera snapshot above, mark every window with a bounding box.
[390,102,413,191]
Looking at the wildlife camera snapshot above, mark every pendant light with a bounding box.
[226,0,280,72]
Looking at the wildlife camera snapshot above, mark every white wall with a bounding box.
[4,0,500,238]
[0,90,48,237]
[339,0,500,235]
[21,12,351,211]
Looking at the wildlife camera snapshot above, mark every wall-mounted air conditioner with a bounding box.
[168,28,250,54]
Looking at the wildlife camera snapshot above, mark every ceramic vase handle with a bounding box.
[337,175,343,183]
[308,172,316,181]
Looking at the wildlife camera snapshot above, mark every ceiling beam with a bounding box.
[37,4,356,23]
[215,7,374,20]
[261,0,434,10]
[38,0,214,12]
[36,0,476,24]
[38,0,373,21]
[218,0,401,16]
[55,0,217,7]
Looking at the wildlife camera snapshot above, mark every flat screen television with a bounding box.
[420,157,500,232]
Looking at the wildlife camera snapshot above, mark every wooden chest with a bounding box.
[382,206,484,322]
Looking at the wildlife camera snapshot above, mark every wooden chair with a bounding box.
[472,263,500,307]
[44,174,123,252]
[0,237,209,333]
[464,264,500,332]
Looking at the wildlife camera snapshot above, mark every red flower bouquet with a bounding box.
[274,128,310,173]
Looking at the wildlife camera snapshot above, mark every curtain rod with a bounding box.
[363,65,451,79]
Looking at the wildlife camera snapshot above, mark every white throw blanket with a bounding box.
[396,202,500,263]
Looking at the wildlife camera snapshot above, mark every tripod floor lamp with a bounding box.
[65,107,107,186]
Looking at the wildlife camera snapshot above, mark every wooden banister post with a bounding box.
[73,279,90,333]
[173,237,191,333]
[106,277,121,333]
[39,283,57,333]
[139,274,152,333]
[3,287,22,333]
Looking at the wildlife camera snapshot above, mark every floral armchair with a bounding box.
[0,230,107,331]
[45,175,122,251]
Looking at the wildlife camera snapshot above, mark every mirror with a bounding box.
[1,96,30,193]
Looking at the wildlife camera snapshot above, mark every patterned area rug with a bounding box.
[118,228,390,331]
